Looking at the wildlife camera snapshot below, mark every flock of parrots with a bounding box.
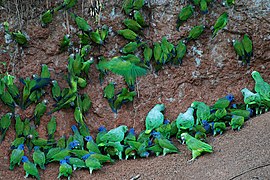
[0,0,267,179]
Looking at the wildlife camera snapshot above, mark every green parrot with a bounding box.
[69,12,92,33]
[181,133,213,161]
[120,42,139,54]
[65,156,86,171]
[176,107,195,130]
[133,0,144,10]
[33,146,46,170]
[6,83,20,100]
[90,29,103,45]
[49,149,71,162]
[71,125,84,149]
[176,5,194,31]
[192,125,207,141]
[153,42,162,64]
[85,136,101,154]
[241,88,261,107]
[80,94,91,114]
[101,141,124,160]
[252,71,270,101]
[134,10,147,27]
[212,12,228,38]
[125,146,137,159]
[214,108,227,121]
[47,116,57,140]
[0,90,16,111]
[33,99,47,126]
[170,120,178,137]
[96,126,107,145]
[173,40,186,65]
[230,115,244,130]
[187,25,205,42]
[77,77,87,88]
[152,132,179,156]
[147,144,163,157]
[191,101,210,125]
[96,56,109,84]
[113,88,136,112]
[82,154,102,174]
[117,29,139,41]
[49,93,76,114]
[79,122,90,137]
[155,119,171,139]
[21,156,40,180]
[10,137,25,149]
[80,44,91,58]
[10,144,24,170]
[145,104,165,134]
[51,80,61,102]
[242,34,253,64]
[103,82,115,102]
[122,0,133,15]
[46,147,61,162]
[40,9,54,27]
[123,18,143,32]
[212,94,234,110]
[88,152,114,164]
[232,39,246,63]
[104,57,147,90]
[212,122,226,136]
[225,0,235,6]
[192,0,200,5]
[12,31,29,46]
[120,54,147,68]
[60,0,78,10]
[60,34,72,52]
[82,59,94,77]
[58,159,73,180]
[124,128,136,145]
[200,0,208,14]
[57,136,66,149]
[0,112,12,143]
[100,125,128,142]
[100,25,109,41]
[40,64,50,79]
[143,44,152,66]
[228,108,252,120]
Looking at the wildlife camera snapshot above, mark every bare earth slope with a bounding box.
[0,112,269,180]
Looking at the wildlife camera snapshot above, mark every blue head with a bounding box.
[64,156,71,163]
[226,94,234,102]
[98,126,106,132]
[18,144,24,150]
[71,125,78,132]
[247,108,253,117]
[60,159,67,165]
[21,156,29,163]
[69,140,80,149]
[140,152,150,158]
[164,119,170,124]
[85,136,93,142]
[232,104,237,109]
[210,109,216,114]
[202,120,211,132]
[148,140,153,146]
[129,128,135,135]
[151,132,161,139]
[34,146,39,151]
[82,153,91,160]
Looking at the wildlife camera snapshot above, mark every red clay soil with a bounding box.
[0,112,270,180]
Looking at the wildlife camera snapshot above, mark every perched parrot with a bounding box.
[40,9,54,27]
[101,141,124,159]
[123,18,142,32]
[212,122,226,136]
[100,25,109,41]
[155,119,172,139]
[173,40,186,65]
[120,42,138,54]
[124,128,136,145]
[191,101,210,125]
[88,152,114,164]
[10,137,25,149]
[85,136,101,154]
[200,0,208,14]
[47,116,57,140]
[186,25,205,42]
[90,29,103,45]
[117,29,139,41]
[181,133,213,161]
[12,31,29,46]
[0,90,16,111]
[145,104,165,134]
[82,154,102,174]
[232,39,246,63]
[252,71,270,101]
[33,146,46,170]
[143,44,153,66]
[10,144,24,170]
[176,107,195,130]
[71,125,84,149]
[65,156,86,170]
[79,122,90,137]
[57,159,73,180]
[134,10,148,27]
[51,80,61,102]
[21,156,40,180]
[0,112,12,143]
[147,143,163,157]
[59,34,72,52]
[241,88,261,107]
[212,12,228,39]
[103,82,115,102]
[230,115,244,130]
[176,5,194,31]
[225,0,235,6]
[40,64,50,79]
[122,0,133,15]
[133,0,145,10]
[153,42,162,64]
[33,100,47,126]
[96,126,107,144]
[48,149,71,162]
[228,108,253,120]
[69,12,92,33]
[100,125,128,142]
[212,94,234,109]
[152,132,179,156]
[242,34,253,64]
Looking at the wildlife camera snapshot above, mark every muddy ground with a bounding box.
[0,0,270,179]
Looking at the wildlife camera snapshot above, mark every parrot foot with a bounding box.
[187,159,196,164]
